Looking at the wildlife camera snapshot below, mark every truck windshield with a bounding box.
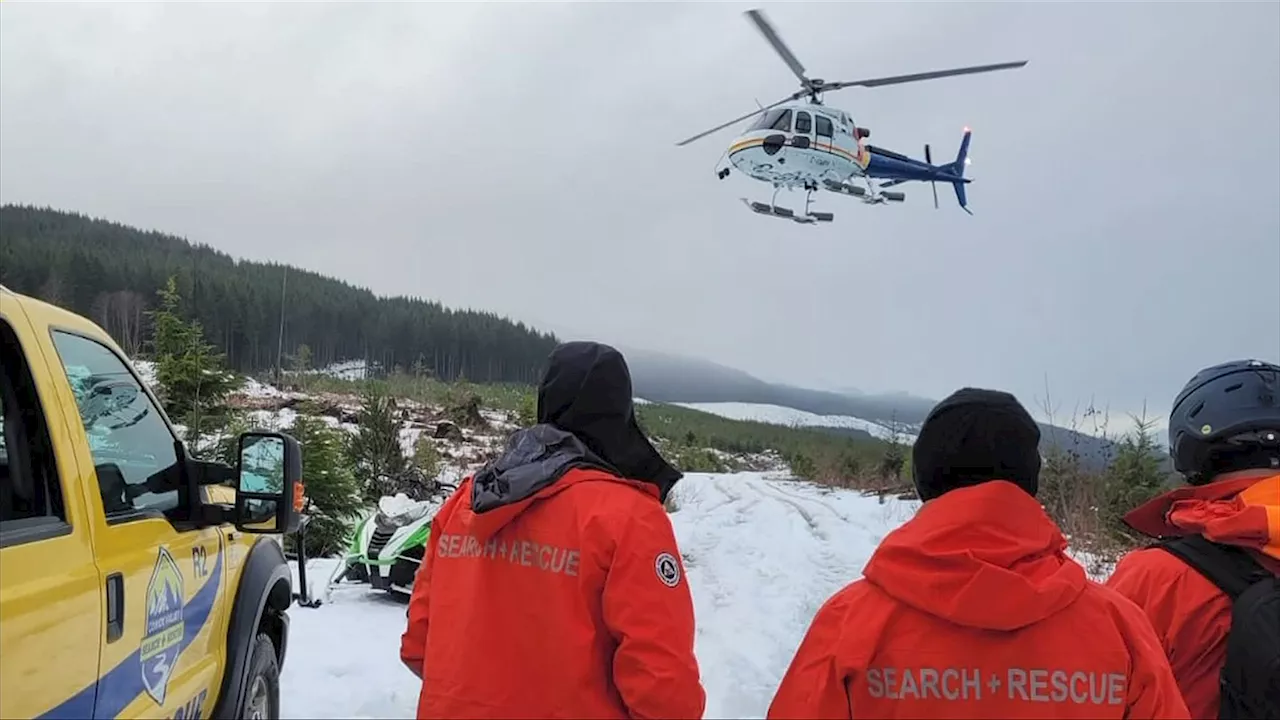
[50,331,183,516]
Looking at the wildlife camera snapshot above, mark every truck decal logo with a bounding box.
[36,538,225,720]
[142,547,185,704]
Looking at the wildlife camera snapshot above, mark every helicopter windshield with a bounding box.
[748,108,791,133]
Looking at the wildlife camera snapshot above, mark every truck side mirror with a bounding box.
[235,431,302,534]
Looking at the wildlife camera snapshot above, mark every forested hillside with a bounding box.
[0,205,559,382]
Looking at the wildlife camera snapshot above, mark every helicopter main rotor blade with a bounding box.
[674,92,799,147]
[745,9,810,86]
[822,60,1028,91]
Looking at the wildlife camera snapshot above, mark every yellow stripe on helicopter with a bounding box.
[727,136,864,167]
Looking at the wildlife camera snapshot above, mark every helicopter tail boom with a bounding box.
[865,127,974,213]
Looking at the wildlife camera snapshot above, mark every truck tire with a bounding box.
[237,633,280,720]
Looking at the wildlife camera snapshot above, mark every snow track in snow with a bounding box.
[670,473,918,718]
[282,472,922,719]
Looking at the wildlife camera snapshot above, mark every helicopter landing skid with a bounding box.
[861,189,906,205]
[822,179,905,205]
[741,188,833,224]
[741,199,833,224]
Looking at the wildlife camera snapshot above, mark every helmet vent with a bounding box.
[1224,382,1244,393]
[1189,401,1205,418]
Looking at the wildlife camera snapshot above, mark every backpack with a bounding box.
[1158,535,1280,720]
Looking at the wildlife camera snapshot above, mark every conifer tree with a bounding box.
[289,412,363,556]
[146,276,242,456]
[1102,412,1170,539]
[0,206,559,383]
[348,382,411,501]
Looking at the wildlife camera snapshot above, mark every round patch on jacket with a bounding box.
[655,552,682,587]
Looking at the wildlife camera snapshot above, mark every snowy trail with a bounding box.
[281,473,922,719]
[282,562,423,719]
[670,473,918,719]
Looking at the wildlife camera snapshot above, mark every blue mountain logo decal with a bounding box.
[141,547,185,704]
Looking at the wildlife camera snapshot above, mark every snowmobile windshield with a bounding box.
[376,495,434,527]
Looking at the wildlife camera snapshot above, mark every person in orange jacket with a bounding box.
[767,388,1189,720]
[399,341,706,720]
[1106,359,1280,720]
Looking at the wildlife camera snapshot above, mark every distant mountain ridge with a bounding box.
[0,205,558,382]
[1,205,1128,470]
[622,346,928,427]
[621,347,1124,469]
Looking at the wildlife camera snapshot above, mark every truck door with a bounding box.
[44,330,226,719]
[0,312,103,719]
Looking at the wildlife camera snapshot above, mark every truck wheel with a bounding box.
[238,633,280,720]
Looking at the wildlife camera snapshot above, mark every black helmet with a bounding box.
[1168,359,1280,484]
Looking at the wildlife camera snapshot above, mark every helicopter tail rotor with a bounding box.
[920,130,973,214]
[924,144,939,209]
[942,129,974,214]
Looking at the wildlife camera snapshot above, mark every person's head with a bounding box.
[1168,359,1280,485]
[911,387,1042,502]
[536,341,681,500]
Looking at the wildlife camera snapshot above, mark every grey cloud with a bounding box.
[2,1,1277,426]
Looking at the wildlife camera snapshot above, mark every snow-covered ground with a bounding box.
[283,558,423,719]
[126,360,1110,718]
[675,401,920,444]
[282,471,1115,719]
[673,472,919,718]
[313,359,374,381]
[282,472,920,719]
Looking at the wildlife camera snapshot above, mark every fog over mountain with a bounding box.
[621,346,1137,470]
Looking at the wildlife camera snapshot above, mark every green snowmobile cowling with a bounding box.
[326,486,455,598]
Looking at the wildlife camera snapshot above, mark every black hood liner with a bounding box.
[471,341,682,514]
[471,424,614,514]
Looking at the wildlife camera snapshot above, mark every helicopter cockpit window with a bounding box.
[815,116,834,139]
[795,111,812,135]
[748,108,793,133]
[768,109,792,132]
[748,110,776,132]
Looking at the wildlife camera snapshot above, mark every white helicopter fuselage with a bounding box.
[680,7,1027,223]
[726,103,870,190]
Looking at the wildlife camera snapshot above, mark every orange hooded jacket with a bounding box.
[767,480,1189,720]
[1105,472,1280,719]
[398,425,705,719]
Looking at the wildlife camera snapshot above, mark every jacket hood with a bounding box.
[471,423,614,511]
[1123,471,1280,562]
[465,424,642,539]
[862,480,1087,631]
[535,341,681,501]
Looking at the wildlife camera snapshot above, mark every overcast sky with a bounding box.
[2,1,1278,431]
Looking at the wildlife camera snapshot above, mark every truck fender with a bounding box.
[210,538,293,719]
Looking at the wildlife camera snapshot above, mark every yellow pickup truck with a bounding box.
[0,286,302,719]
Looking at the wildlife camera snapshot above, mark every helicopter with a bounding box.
[677,9,1027,223]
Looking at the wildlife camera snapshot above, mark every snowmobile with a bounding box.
[325,473,458,599]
